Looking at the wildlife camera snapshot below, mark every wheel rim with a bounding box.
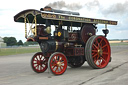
[91,36,110,68]
[31,52,48,73]
[49,52,67,75]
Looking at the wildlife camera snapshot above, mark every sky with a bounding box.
[0,0,128,42]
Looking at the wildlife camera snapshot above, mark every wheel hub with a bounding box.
[57,62,61,67]
[37,60,41,65]
[98,47,103,56]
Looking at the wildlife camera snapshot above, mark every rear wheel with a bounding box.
[85,35,111,68]
[48,52,67,75]
[31,52,48,73]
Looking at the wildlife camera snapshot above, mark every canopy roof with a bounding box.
[14,9,117,27]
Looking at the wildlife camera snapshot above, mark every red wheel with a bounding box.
[85,35,111,68]
[31,52,48,73]
[48,52,67,75]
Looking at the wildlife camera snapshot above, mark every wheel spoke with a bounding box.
[41,64,44,68]
[60,66,63,71]
[33,60,37,63]
[92,53,95,56]
[92,53,98,58]
[55,66,58,72]
[42,58,45,62]
[96,55,100,60]
[34,64,38,68]
[51,60,57,66]
[39,65,41,70]
[96,39,101,48]
[52,65,56,70]
[37,56,40,60]
[60,62,64,66]
[92,49,98,52]
[98,60,101,66]
[61,65,65,68]
[35,64,39,67]
[102,52,108,55]
[40,65,42,70]
[57,56,60,61]
[36,65,39,70]
[39,55,42,60]
[41,55,44,60]
[53,63,57,66]
[59,57,62,62]
[94,60,97,65]
[98,43,100,49]
[35,57,38,61]
[93,44,98,50]
[99,38,103,45]
[100,57,106,63]
[102,44,107,49]
[54,57,58,63]
[95,39,99,45]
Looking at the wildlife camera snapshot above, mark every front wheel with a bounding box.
[48,52,67,75]
[85,35,111,69]
[31,52,48,73]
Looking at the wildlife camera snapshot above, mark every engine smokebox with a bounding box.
[40,40,65,53]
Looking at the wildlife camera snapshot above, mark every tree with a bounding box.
[3,37,17,46]
[3,37,8,43]
[17,40,23,46]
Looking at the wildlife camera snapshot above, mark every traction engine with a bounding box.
[14,6,117,75]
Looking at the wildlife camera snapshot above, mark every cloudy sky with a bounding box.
[0,0,128,42]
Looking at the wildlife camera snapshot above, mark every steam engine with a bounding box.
[14,6,116,75]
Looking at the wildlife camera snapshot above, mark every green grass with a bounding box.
[110,42,128,46]
[0,42,127,56]
[0,47,41,56]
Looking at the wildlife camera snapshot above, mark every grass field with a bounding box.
[0,42,128,56]
[0,47,41,56]
[110,42,128,46]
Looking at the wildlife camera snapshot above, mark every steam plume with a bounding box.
[84,0,100,10]
[47,1,82,10]
[47,0,128,17]
[101,1,128,16]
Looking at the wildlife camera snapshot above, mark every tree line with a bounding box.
[3,37,38,46]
